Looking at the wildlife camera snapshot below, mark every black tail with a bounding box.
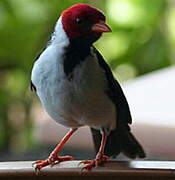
[91,127,145,159]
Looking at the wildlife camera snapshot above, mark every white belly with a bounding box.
[31,47,116,130]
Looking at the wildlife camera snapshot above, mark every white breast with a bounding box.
[31,18,116,130]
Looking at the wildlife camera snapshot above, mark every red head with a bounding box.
[61,4,111,43]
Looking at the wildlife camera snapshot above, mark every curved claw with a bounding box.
[33,160,49,171]
[82,162,95,171]
[33,155,75,173]
[80,155,109,171]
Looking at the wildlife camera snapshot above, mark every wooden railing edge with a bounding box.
[0,160,175,179]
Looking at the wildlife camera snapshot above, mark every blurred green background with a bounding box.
[0,0,174,159]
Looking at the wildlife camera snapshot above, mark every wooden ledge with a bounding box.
[0,160,175,180]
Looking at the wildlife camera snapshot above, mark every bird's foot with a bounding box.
[33,155,75,172]
[80,154,109,171]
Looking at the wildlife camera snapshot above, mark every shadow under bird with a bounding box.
[31,3,145,171]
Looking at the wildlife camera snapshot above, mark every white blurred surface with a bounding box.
[124,66,175,126]
[123,66,175,159]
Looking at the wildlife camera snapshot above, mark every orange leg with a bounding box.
[33,128,77,171]
[80,132,109,170]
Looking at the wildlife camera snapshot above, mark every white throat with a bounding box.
[50,17,69,46]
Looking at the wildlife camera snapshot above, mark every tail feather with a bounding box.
[91,128,145,159]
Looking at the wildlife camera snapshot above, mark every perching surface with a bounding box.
[0,160,175,180]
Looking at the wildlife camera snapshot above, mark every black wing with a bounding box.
[94,47,132,126]
[30,81,36,92]
[91,48,145,158]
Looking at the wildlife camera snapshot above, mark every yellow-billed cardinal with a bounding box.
[31,3,145,171]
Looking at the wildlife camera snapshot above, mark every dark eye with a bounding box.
[76,18,83,24]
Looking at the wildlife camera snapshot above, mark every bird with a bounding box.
[31,3,145,171]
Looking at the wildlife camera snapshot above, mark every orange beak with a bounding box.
[91,20,112,33]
